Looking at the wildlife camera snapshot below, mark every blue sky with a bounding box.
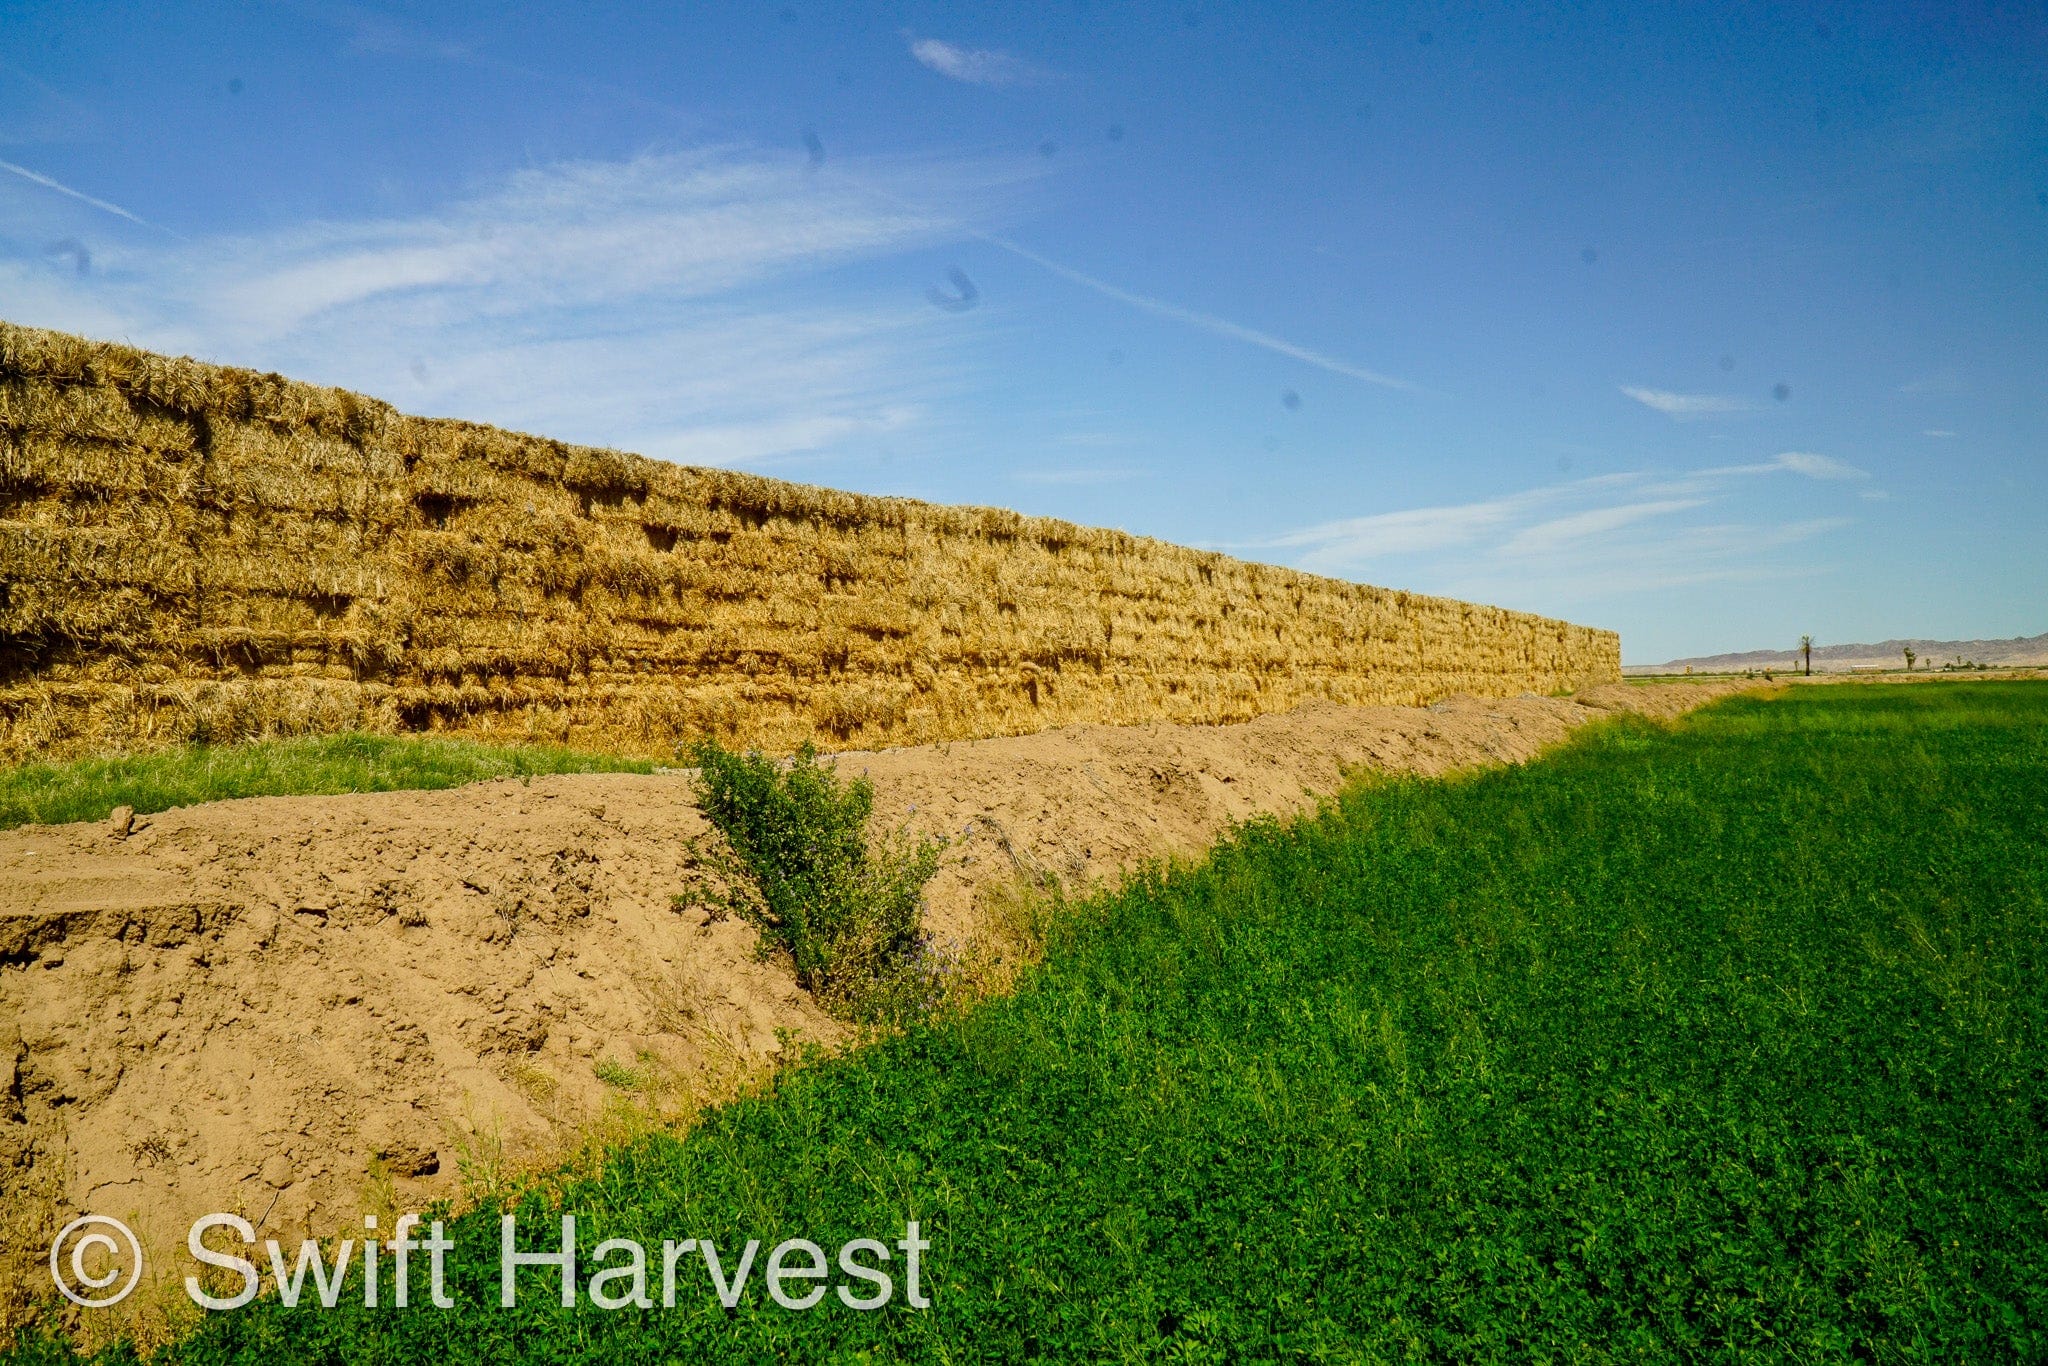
[1,2,2041,662]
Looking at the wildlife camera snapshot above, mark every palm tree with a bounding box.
[1800,634,1813,676]
[1903,647,1916,671]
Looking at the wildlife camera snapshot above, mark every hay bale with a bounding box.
[0,318,1620,763]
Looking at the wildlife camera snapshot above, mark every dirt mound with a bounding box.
[0,681,1755,1324]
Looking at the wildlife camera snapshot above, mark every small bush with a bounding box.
[687,740,943,1021]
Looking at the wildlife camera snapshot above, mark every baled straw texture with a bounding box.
[0,321,1619,762]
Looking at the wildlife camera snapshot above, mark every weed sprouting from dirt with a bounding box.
[684,740,943,1022]
[592,1057,644,1091]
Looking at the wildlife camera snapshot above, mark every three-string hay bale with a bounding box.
[0,319,1620,762]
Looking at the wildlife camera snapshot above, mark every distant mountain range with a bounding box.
[1625,632,2048,675]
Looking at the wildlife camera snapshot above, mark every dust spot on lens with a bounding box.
[1719,354,1735,372]
[1107,347,1124,364]
[1773,382,1791,402]
[1281,390,1301,411]
[1038,140,1058,158]
[45,238,89,276]
[228,77,244,95]
[927,267,980,313]
[1580,247,1597,264]
[802,130,825,169]
[410,359,429,385]
[1417,29,1434,45]
[1106,123,1125,142]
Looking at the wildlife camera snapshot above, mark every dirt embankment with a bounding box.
[0,681,1755,1317]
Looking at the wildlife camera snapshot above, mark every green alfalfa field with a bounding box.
[15,681,2047,1363]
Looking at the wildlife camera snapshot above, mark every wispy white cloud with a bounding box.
[1431,513,1853,606]
[1771,451,1867,480]
[1922,428,1956,438]
[629,407,921,469]
[983,233,1414,391]
[1252,453,1867,596]
[1704,450,1868,480]
[906,36,1046,88]
[1500,498,1710,556]
[5,145,1025,471]
[394,307,945,454]
[1261,479,1636,563]
[1545,515,1849,593]
[1619,385,1754,418]
[171,150,983,342]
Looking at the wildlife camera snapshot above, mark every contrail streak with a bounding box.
[976,232,1415,392]
[0,158,179,236]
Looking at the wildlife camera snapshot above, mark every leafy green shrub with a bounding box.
[687,740,943,1021]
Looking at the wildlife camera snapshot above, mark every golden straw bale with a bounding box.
[0,318,1620,762]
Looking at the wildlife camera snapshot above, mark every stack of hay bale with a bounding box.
[0,321,1619,762]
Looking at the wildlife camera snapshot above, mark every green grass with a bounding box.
[1623,672,1756,684]
[0,733,657,831]
[20,682,2048,1363]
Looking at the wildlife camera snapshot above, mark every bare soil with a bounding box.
[0,681,1755,1317]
